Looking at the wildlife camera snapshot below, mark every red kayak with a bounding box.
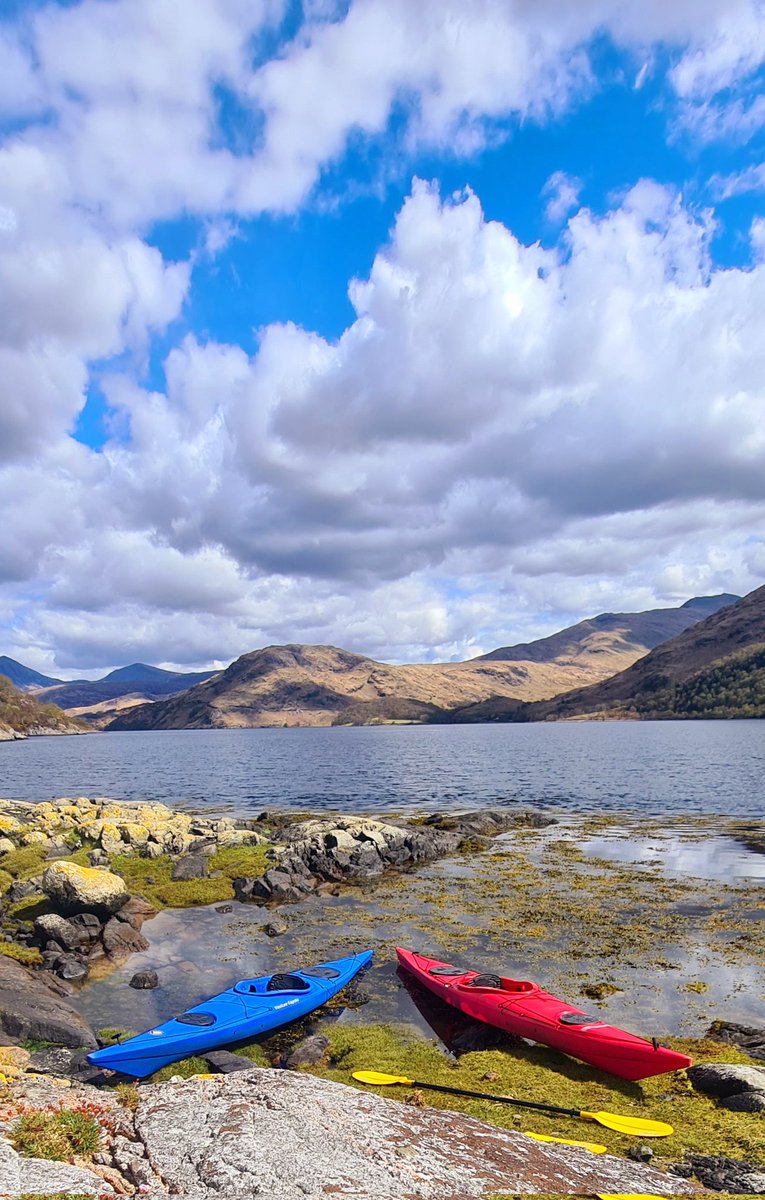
[396,948,693,1081]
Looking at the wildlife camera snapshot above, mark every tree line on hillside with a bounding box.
[632,644,765,720]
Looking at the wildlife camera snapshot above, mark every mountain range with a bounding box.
[3,589,761,734]
[106,593,739,731]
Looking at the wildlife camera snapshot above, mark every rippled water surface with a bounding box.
[2,720,764,816]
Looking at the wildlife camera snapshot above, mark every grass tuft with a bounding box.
[12,1109,101,1160]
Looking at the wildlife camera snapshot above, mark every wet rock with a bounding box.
[264,917,288,937]
[706,1019,765,1061]
[215,903,233,914]
[235,867,314,904]
[129,969,159,989]
[424,808,555,835]
[116,895,157,930]
[285,1034,329,1068]
[172,853,209,880]
[203,1049,256,1073]
[102,915,150,961]
[0,953,97,1047]
[56,953,89,981]
[41,860,129,916]
[688,1061,765,1098]
[720,1089,765,1112]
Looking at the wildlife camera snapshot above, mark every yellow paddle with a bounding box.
[352,1071,674,1137]
[524,1131,607,1153]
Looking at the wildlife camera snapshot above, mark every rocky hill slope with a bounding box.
[446,584,765,723]
[107,596,737,730]
[479,594,738,662]
[0,675,87,740]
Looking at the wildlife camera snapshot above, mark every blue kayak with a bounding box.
[87,949,373,1077]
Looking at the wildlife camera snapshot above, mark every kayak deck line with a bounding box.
[396,948,693,1082]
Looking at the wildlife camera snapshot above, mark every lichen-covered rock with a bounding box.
[41,860,129,915]
[34,912,86,951]
[132,1069,699,1198]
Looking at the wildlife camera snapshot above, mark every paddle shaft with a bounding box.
[407,1077,581,1118]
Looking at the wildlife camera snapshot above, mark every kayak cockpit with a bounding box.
[234,973,312,995]
[461,974,536,993]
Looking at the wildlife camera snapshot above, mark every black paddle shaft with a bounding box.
[411,1079,579,1117]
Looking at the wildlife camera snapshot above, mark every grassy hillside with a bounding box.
[0,675,86,738]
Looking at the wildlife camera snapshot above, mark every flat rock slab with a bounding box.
[134,1069,701,1198]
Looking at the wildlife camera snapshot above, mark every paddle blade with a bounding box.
[583,1111,674,1138]
[524,1132,607,1154]
[352,1070,413,1086]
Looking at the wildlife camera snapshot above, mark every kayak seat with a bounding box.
[466,974,503,989]
[266,973,311,992]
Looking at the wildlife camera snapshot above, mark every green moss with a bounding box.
[96,1027,136,1046]
[20,1038,57,1052]
[7,895,52,922]
[0,868,11,895]
[12,1109,101,1160]
[149,1055,210,1082]
[0,844,47,879]
[306,1023,765,1167]
[0,942,42,965]
[208,843,270,879]
[110,842,272,910]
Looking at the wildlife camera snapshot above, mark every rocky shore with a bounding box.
[1,796,764,1195]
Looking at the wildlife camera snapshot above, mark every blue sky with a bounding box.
[1,0,765,675]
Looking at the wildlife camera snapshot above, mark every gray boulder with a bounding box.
[131,1068,699,1198]
[706,1019,765,1061]
[0,953,97,1048]
[204,1049,257,1073]
[172,853,209,880]
[688,1061,765,1098]
[34,912,84,951]
[285,1034,329,1068]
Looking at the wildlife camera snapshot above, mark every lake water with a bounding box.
[1,720,764,816]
